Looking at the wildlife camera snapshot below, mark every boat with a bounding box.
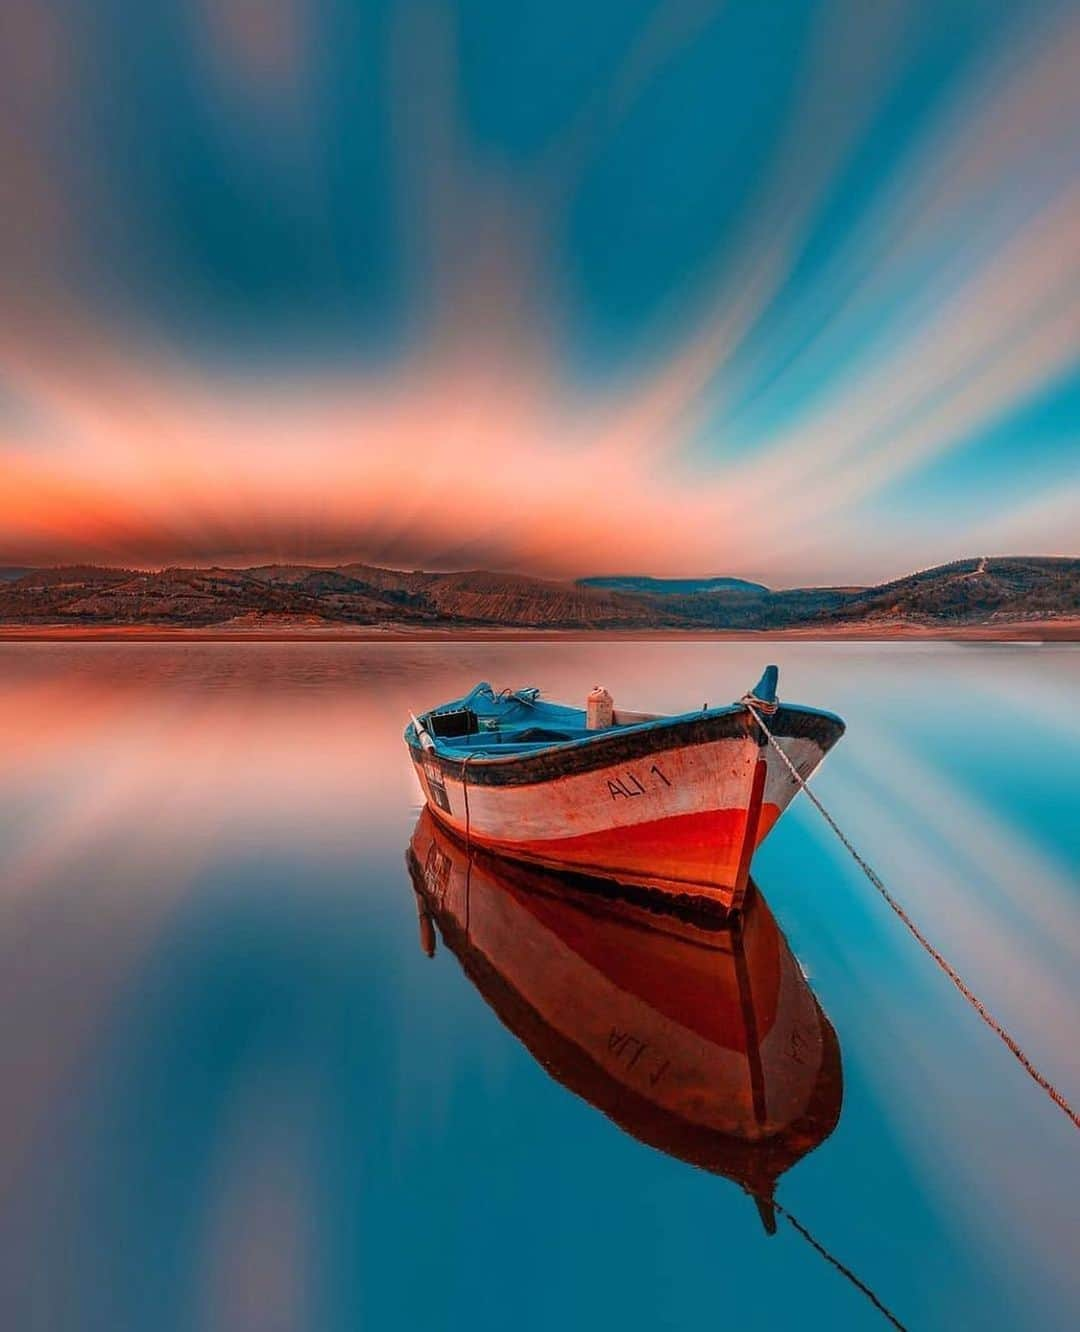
[404,665,844,913]
[406,809,843,1227]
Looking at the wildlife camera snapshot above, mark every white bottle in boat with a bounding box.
[586,685,614,730]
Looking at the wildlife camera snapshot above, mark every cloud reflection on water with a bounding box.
[0,641,1077,1329]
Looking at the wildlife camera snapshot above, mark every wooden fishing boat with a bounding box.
[406,809,843,1225]
[405,665,844,913]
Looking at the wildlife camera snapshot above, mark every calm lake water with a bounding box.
[0,641,1077,1331]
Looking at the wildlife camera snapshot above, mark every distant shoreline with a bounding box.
[0,619,1076,643]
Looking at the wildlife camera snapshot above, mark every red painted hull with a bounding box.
[451,803,783,900]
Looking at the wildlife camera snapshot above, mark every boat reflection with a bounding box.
[406,809,843,1230]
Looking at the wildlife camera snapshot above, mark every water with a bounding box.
[0,641,1076,1331]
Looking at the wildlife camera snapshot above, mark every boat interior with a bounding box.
[418,683,668,755]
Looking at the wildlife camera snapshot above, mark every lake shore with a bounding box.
[0,617,1077,643]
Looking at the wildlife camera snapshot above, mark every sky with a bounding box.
[1,0,1077,586]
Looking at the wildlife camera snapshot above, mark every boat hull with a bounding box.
[409,706,841,911]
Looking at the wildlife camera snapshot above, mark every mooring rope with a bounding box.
[767,1197,907,1330]
[743,698,1079,1132]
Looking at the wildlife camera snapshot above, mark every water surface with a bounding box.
[0,641,1077,1330]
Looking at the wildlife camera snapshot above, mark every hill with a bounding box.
[579,575,769,597]
[628,557,1078,629]
[0,564,656,630]
[807,557,1080,626]
[0,557,1074,633]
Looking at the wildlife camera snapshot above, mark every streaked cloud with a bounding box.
[0,0,1075,579]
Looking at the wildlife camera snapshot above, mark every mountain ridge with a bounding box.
[0,556,1075,632]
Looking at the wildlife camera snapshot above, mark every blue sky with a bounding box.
[1,0,1076,581]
